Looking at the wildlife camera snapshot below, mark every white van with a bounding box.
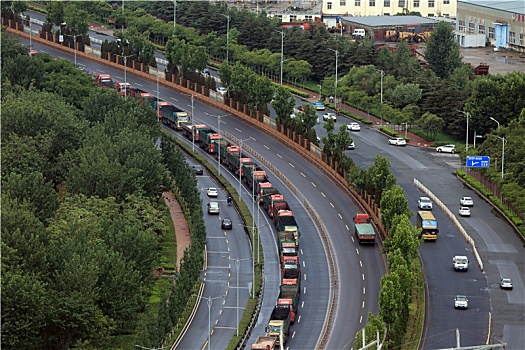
[352,28,366,38]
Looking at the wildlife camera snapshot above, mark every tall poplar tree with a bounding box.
[425,21,463,79]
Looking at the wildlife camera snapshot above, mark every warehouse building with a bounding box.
[456,0,525,51]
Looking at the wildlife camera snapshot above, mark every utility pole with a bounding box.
[221,14,230,63]
[173,0,176,33]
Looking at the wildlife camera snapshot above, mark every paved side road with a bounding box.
[420,170,524,349]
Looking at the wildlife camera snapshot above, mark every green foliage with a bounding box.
[384,215,421,264]
[391,83,422,108]
[379,185,412,230]
[418,111,445,141]
[425,21,462,79]
[363,155,397,202]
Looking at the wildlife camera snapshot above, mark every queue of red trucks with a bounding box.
[95,72,378,348]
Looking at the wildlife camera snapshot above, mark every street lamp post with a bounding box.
[492,135,506,179]
[191,94,195,152]
[377,69,384,125]
[318,84,322,100]
[457,110,471,152]
[221,14,230,63]
[224,256,250,336]
[156,69,160,118]
[403,122,408,139]
[173,0,176,33]
[199,295,225,350]
[329,49,339,110]
[238,138,250,200]
[64,34,82,66]
[212,115,228,177]
[274,30,285,85]
[490,116,500,129]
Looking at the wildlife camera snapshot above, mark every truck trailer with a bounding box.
[266,305,293,345]
[353,213,376,244]
[159,103,189,130]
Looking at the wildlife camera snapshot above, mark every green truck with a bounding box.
[353,213,376,244]
[266,304,293,345]
[262,189,281,212]
[275,211,299,246]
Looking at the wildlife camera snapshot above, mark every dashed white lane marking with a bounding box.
[277,154,282,158]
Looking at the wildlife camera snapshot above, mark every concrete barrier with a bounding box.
[413,178,483,271]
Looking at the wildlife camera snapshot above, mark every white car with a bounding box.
[207,187,218,197]
[216,87,228,95]
[454,295,468,309]
[418,197,433,210]
[207,201,220,214]
[500,278,513,290]
[388,138,406,146]
[347,122,361,131]
[347,141,355,150]
[458,207,471,217]
[460,196,474,206]
[323,113,337,122]
[436,144,456,153]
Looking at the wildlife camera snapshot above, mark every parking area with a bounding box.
[460,46,525,75]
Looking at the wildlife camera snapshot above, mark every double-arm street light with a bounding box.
[173,0,176,33]
[238,138,251,199]
[221,14,230,64]
[328,48,339,110]
[211,114,228,177]
[223,256,251,336]
[199,294,226,350]
[63,34,82,66]
[457,110,471,152]
[116,39,134,99]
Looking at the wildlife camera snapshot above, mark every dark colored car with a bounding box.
[192,165,203,175]
[221,218,233,229]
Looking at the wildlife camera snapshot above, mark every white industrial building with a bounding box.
[456,0,525,51]
[321,0,457,18]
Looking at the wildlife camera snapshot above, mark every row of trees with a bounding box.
[1,31,201,349]
[344,156,421,348]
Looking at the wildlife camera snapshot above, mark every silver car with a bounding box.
[207,201,220,214]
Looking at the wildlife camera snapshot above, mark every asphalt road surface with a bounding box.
[17,36,524,349]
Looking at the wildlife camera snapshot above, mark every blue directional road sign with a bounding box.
[466,156,490,168]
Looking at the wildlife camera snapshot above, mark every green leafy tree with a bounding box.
[384,214,421,263]
[46,0,65,26]
[391,83,422,108]
[379,185,412,230]
[425,21,462,79]
[418,111,445,140]
[363,155,396,202]
[271,86,295,124]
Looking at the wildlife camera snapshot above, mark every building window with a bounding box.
[413,0,419,8]
[509,32,515,43]
[290,15,297,21]
[340,0,346,6]
[444,0,450,4]
[355,0,361,6]
[443,13,449,18]
[458,20,465,32]
[369,0,376,6]
[520,33,524,46]
[478,25,485,34]
[429,0,435,7]
[399,0,405,7]
[384,13,390,15]
[428,13,434,17]
[327,2,333,9]
[384,0,391,6]
[468,22,474,33]
[489,27,494,39]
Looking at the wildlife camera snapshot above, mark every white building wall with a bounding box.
[322,0,457,18]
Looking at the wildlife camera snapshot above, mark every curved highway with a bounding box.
[17,36,524,349]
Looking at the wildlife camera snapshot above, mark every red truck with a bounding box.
[282,268,301,289]
[271,200,292,221]
[95,74,116,89]
[277,284,300,323]
[115,82,131,96]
